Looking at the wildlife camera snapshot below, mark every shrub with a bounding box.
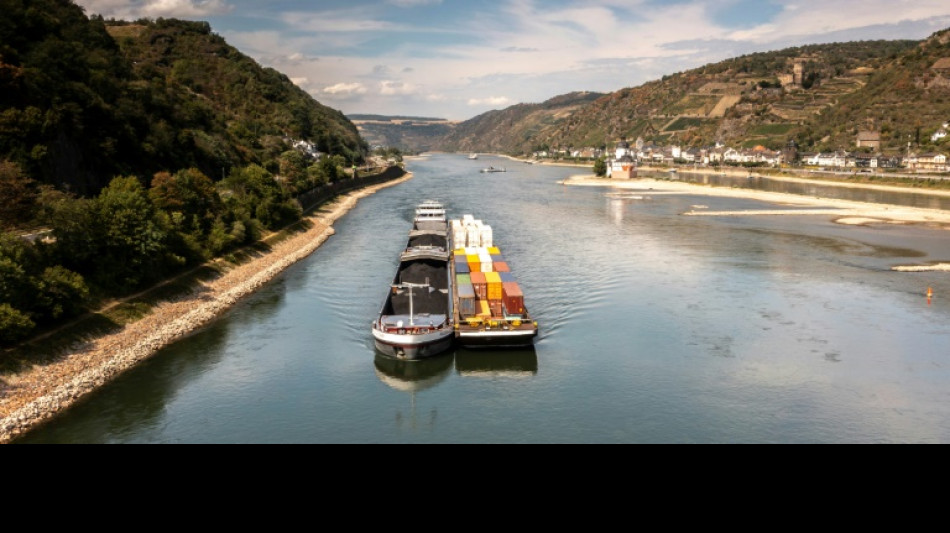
[0,304,35,345]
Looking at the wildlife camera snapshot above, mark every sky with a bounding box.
[74,0,950,121]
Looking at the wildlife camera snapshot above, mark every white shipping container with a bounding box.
[481,262,493,273]
[462,215,475,224]
[466,227,481,247]
[480,226,493,248]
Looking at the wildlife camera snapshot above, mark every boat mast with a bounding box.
[392,279,430,326]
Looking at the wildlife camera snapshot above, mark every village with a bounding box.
[537,129,950,176]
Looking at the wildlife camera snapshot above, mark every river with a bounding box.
[14,154,950,443]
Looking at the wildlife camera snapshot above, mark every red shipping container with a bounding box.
[488,299,504,317]
[470,271,488,300]
[502,282,524,315]
[493,261,511,273]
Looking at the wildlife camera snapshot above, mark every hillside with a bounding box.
[0,1,366,194]
[350,116,456,153]
[441,39,935,155]
[436,92,606,154]
[371,35,950,156]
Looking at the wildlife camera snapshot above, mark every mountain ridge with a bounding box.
[356,31,950,157]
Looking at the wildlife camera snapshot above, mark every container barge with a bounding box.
[372,201,455,360]
[449,215,538,348]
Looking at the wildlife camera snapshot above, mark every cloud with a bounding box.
[386,0,443,7]
[501,47,539,53]
[380,81,419,96]
[468,97,511,107]
[75,0,233,19]
[321,83,368,97]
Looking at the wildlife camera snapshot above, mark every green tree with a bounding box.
[94,176,169,291]
[593,157,607,177]
[0,303,34,345]
[279,150,308,187]
[0,160,38,229]
[33,266,89,321]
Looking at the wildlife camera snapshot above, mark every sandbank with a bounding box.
[562,174,950,274]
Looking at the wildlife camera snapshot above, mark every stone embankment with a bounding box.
[0,172,411,443]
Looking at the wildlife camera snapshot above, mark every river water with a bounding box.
[15,154,950,443]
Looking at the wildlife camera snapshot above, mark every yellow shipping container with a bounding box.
[454,249,466,256]
[488,247,501,255]
[485,272,503,300]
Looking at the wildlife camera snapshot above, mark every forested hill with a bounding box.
[0,0,366,195]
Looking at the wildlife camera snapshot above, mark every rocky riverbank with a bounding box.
[0,174,411,444]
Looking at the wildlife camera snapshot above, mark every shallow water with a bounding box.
[15,154,950,443]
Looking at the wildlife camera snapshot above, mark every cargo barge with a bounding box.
[372,201,455,360]
[449,215,538,348]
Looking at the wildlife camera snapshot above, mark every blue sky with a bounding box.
[76,0,950,121]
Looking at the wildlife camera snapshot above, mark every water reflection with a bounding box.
[373,353,454,393]
[374,353,453,432]
[454,348,539,379]
[13,282,290,444]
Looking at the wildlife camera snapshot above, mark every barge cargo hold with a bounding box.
[449,215,538,348]
[372,201,455,360]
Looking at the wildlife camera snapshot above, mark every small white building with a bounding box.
[606,138,637,179]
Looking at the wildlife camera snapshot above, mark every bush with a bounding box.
[34,266,89,321]
[0,304,35,345]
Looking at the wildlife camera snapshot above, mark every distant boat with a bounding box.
[468,153,479,160]
[480,166,506,173]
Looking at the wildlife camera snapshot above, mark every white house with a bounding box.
[606,138,637,179]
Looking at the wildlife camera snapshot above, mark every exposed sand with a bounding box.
[0,174,411,443]
[563,174,950,274]
[563,175,950,227]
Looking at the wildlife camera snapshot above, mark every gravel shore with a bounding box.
[0,174,411,443]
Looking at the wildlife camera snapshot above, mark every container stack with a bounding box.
[452,214,492,248]
[452,216,524,322]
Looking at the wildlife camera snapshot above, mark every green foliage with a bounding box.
[0,232,87,344]
[0,160,37,229]
[0,4,367,194]
[93,176,169,291]
[0,303,34,345]
[664,117,706,131]
[593,157,607,177]
[751,124,796,135]
[33,266,89,320]
[220,164,299,232]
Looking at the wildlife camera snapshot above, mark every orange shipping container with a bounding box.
[493,261,510,273]
[470,271,488,300]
